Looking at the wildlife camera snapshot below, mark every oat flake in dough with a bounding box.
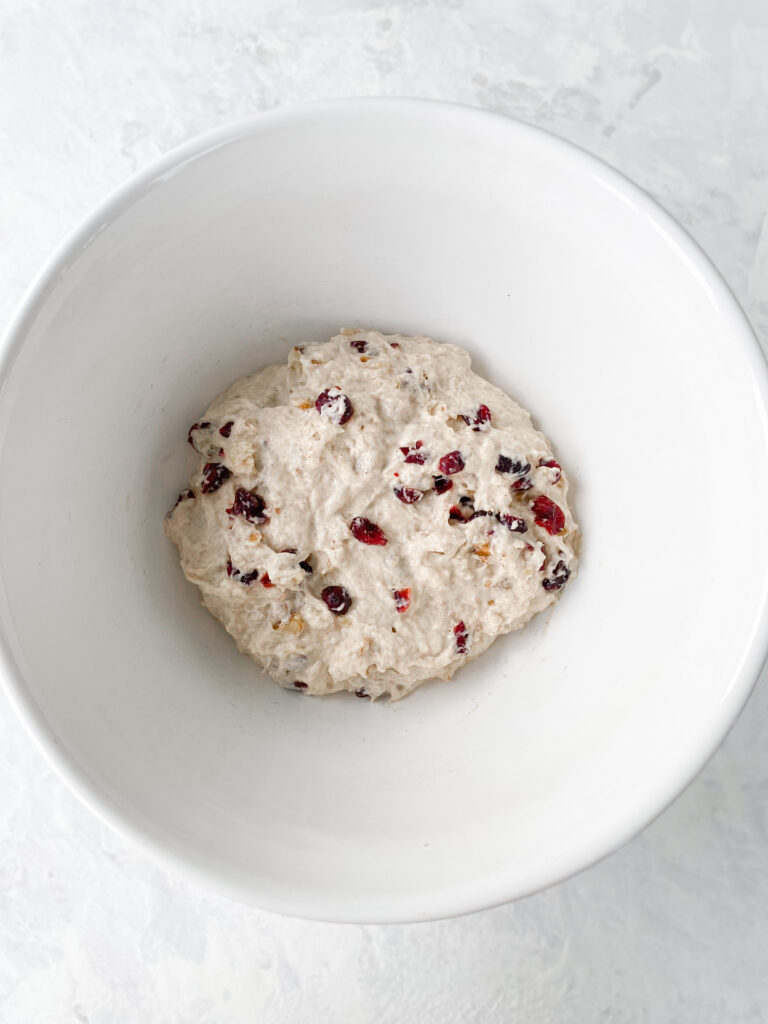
[165,329,579,700]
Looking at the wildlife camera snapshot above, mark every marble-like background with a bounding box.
[1,1,767,1020]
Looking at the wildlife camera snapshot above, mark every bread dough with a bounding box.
[165,329,579,699]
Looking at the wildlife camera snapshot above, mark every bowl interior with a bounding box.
[2,101,767,922]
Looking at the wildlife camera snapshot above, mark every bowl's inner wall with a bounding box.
[1,105,766,917]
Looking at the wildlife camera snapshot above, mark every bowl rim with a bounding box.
[1,97,768,924]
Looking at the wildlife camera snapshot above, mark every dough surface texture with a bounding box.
[165,329,579,699]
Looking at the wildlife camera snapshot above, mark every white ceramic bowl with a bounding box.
[2,99,768,923]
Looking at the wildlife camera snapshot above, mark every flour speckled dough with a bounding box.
[165,330,579,699]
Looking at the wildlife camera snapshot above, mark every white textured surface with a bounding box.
[1,0,767,1020]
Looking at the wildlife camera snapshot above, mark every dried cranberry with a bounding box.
[350,339,368,353]
[187,421,211,450]
[299,560,313,574]
[496,455,531,476]
[226,559,240,578]
[433,476,453,494]
[539,457,562,483]
[512,477,534,492]
[394,485,423,504]
[454,620,469,654]
[531,495,566,535]
[449,504,469,523]
[497,513,527,533]
[281,548,298,554]
[240,570,260,585]
[226,487,269,525]
[543,560,570,591]
[389,342,400,349]
[460,404,492,431]
[315,386,354,424]
[261,573,274,588]
[459,496,474,506]
[293,680,308,689]
[322,586,352,615]
[393,588,411,613]
[470,509,490,519]
[354,687,370,698]
[350,517,388,545]
[399,441,428,465]
[438,450,465,475]
[200,462,230,493]
[405,451,428,465]
[219,421,234,438]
